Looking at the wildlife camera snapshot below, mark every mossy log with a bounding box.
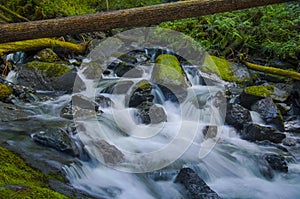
[0,38,86,56]
[0,0,293,43]
[244,61,300,81]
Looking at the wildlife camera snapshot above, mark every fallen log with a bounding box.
[0,0,293,43]
[244,61,300,81]
[0,38,86,57]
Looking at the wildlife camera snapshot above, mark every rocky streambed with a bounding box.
[1,29,300,199]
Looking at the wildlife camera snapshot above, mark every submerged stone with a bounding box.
[263,153,288,173]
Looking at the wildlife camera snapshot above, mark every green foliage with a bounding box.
[2,0,162,20]
[160,3,300,63]
[0,147,69,198]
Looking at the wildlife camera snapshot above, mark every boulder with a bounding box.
[225,103,252,130]
[151,54,190,103]
[136,103,167,124]
[128,80,153,108]
[263,154,288,173]
[201,55,252,84]
[32,126,89,159]
[241,123,286,143]
[174,168,221,199]
[284,116,300,133]
[251,97,284,131]
[240,83,292,108]
[16,61,78,93]
[92,140,124,164]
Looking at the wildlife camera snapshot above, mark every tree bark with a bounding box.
[0,0,293,43]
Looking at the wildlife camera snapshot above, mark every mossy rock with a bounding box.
[244,84,290,102]
[152,54,190,102]
[27,61,71,77]
[36,48,62,63]
[0,147,68,198]
[0,84,13,99]
[202,55,252,84]
[153,54,188,87]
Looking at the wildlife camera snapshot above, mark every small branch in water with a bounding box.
[243,61,300,81]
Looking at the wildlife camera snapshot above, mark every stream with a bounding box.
[1,27,300,199]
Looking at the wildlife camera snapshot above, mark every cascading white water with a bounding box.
[61,27,300,199]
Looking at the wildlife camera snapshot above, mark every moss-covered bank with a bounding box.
[0,146,68,198]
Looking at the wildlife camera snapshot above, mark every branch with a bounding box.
[244,61,300,81]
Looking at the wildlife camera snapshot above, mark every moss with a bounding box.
[245,85,275,97]
[27,61,71,77]
[37,48,62,63]
[154,54,186,86]
[0,84,13,99]
[0,147,69,198]
[134,79,152,91]
[202,55,237,82]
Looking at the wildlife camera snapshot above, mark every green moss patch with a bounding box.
[0,147,68,198]
[27,61,71,77]
[154,54,186,86]
[0,84,13,99]
[245,85,274,97]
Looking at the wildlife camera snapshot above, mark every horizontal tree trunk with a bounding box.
[0,0,292,43]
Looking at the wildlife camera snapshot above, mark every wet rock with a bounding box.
[72,94,99,111]
[82,60,103,79]
[203,126,218,138]
[122,68,144,78]
[114,61,135,77]
[225,103,252,130]
[112,80,134,95]
[241,123,286,143]
[92,140,124,164]
[52,72,85,93]
[174,168,221,199]
[95,95,112,108]
[128,80,153,108]
[152,54,190,103]
[136,103,167,124]
[277,103,291,116]
[284,116,300,133]
[32,126,88,159]
[263,154,288,173]
[16,62,78,93]
[251,97,284,131]
[282,137,297,146]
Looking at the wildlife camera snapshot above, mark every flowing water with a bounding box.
[3,33,300,199]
